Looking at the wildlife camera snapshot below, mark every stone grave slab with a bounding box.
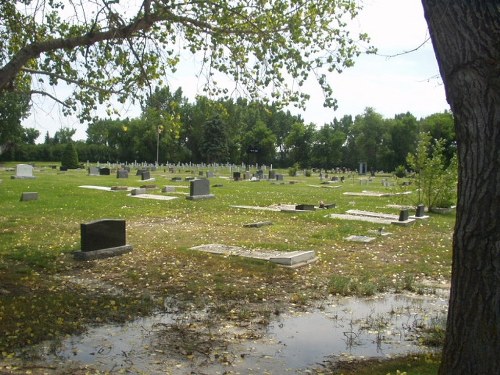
[190,244,316,268]
[345,235,376,243]
[269,251,316,267]
[129,194,178,201]
[131,188,147,195]
[243,221,273,228]
[79,185,113,191]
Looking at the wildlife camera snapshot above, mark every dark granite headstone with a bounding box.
[399,209,409,221]
[415,204,425,217]
[233,172,241,181]
[295,204,315,211]
[276,174,284,181]
[117,170,129,178]
[269,170,276,179]
[186,179,215,200]
[141,170,151,180]
[60,166,68,171]
[80,219,126,252]
[99,167,110,175]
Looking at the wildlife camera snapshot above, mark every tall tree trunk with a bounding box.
[421,1,500,373]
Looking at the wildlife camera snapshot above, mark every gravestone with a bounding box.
[268,170,276,179]
[245,171,252,180]
[398,209,409,222]
[74,219,132,260]
[117,170,129,179]
[346,235,376,243]
[11,164,35,179]
[59,166,68,171]
[415,204,425,217]
[162,186,176,193]
[89,167,100,176]
[186,179,215,200]
[171,176,182,181]
[359,161,367,175]
[269,250,316,267]
[295,204,315,211]
[233,172,241,181]
[206,171,214,178]
[20,192,38,201]
[275,174,284,181]
[141,170,151,180]
[99,167,110,176]
[131,188,147,195]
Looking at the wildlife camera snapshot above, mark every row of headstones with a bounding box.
[90,160,273,173]
[232,170,285,181]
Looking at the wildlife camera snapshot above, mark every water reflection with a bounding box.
[38,292,447,374]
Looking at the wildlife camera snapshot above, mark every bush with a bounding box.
[394,165,407,178]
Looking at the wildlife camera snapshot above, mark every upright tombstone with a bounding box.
[359,161,367,175]
[11,164,35,179]
[398,209,409,222]
[206,171,214,178]
[233,172,241,181]
[89,167,100,176]
[141,170,151,180]
[186,179,215,200]
[99,167,111,176]
[245,171,252,180]
[117,169,129,179]
[20,192,38,201]
[269,170,276,180]
[415,204,425,218]
[74,219,133,260]
[275,174,284,181]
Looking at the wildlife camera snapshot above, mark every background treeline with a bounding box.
[1,87,455,172]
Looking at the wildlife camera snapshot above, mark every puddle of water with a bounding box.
[237,293,447,372]
[33,292,448,374]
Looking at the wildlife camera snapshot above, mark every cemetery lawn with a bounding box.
[0,165,453,371]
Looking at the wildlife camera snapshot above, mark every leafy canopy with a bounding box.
[0,0,371,122]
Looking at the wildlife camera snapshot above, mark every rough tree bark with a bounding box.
[421,1,500,373]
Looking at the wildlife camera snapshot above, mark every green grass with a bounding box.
[0,163,454,360]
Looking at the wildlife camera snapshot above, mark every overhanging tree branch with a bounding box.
[21,68,126,95]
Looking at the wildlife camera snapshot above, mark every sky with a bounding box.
[24,0,450,142]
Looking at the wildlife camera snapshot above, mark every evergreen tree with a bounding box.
[61,142,79,169]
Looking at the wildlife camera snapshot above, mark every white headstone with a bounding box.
[12,164,35,179]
